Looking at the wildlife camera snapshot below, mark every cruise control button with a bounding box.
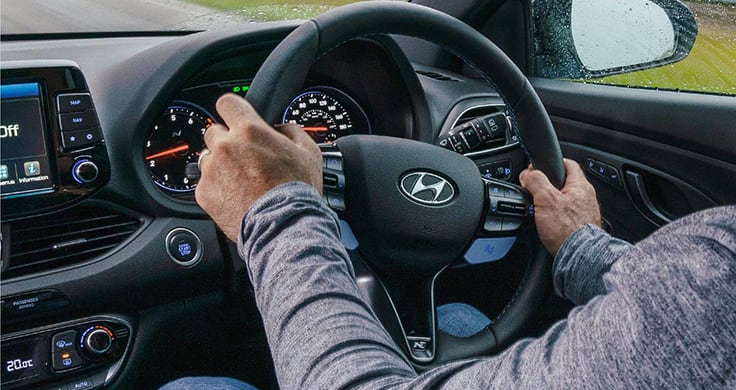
[487,184,505,198]
[502,218,522,231]
[504,187,524,200]
[484,217,503,232]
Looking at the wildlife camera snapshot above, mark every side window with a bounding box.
[533,0,736,96]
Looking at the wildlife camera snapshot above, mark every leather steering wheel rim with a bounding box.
[246,0,563,363]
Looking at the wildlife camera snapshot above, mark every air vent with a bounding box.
[3,206,142,279]
[416,69,461,82]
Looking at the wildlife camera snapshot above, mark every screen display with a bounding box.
[0,338,47,385]
[1,82,55,198]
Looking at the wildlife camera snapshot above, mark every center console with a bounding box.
[1,60,110,220]
[1,62,129,390]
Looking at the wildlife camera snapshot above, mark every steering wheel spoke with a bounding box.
[482,178,534,236]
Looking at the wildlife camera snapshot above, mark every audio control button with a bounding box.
[72,160,99,184]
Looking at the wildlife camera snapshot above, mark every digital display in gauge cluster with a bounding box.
[145,84,370,196]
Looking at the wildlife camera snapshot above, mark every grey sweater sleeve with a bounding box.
[239,182,736,389]
[553,224,632,305]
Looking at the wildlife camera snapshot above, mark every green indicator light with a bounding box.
[242,86,250,92]
[233,86,241,93]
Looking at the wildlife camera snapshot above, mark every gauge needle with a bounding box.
[146,144,189,160]
[302,126,329,132]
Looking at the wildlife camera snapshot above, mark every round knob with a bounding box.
[72,160,99,184]
[82,327,113,356]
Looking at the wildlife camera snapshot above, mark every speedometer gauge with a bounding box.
[145,101,214,192]
[282,86,371,144]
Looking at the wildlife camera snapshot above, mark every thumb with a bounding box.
[520,167,557,200]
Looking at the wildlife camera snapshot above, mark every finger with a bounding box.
[520,168,556,199]
[203,123,229,149]
[274,123,316,150]
[562,158,586,185]
[216,93,271,135]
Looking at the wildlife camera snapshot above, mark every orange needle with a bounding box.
[146,144,189,160]
[302,126,329,132]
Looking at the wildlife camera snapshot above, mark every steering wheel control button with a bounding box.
[479,160,513,181]
[165,228,203,267]
[57,93,93,113]
[502,218,522,232]
[497,201,528,215]
[322,148,346,213]
[464,237,517,264]
[71,160,99,184]
[484,217,504,232]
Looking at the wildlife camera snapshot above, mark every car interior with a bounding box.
[1,0,734,389]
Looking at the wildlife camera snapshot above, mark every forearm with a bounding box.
[238,182,415,389]
[552,224,632,305]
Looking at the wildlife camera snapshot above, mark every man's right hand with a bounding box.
[519,159,602,257]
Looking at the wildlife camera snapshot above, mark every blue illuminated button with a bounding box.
[62,128,102,150]
[57,94,93,113]
[165,228,202,267]
[0,164,9,180]
[59,110,98,131]
[51,330,82,370]
[463,237,516,264]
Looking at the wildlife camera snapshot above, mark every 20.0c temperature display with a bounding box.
[1,338,46,385]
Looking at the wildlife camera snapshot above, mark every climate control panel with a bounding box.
[1,316,132,389]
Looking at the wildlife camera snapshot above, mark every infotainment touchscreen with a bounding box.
[0,82,55,198]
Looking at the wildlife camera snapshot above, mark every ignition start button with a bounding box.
[165,228,202,267]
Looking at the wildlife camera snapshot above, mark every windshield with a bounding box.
[0,0,370,35]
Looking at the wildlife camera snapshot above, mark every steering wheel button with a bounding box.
[464,237,516,264]
[325,156,343,171]
[504,187,524,200]
[484,217,504,232]
[502,218,522,231]
[487,184,505,197]
[327,193,346,211]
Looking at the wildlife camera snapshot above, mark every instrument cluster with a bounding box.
[144,82,371,196]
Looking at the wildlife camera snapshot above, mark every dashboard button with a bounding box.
[62,128,102,150]
[59,110,98,131]
[68,377,94,390]
[165,228,202,267]
[57,94,92,113]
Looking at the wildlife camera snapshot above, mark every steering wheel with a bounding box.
[246,1,565,367]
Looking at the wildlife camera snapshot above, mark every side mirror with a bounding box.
[534,0,697,78]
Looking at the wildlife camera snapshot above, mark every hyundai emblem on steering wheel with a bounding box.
[399,172,456,206]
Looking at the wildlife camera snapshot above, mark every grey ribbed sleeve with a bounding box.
[239,182,736,389]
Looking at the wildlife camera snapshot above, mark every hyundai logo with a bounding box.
[399,172,455,206]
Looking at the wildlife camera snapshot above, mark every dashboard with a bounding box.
[0,21,526,389]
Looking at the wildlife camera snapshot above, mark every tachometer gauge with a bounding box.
[145,101,214,192]
[282,86,371,144]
